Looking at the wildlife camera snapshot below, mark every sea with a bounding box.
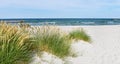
[0,18,120,26]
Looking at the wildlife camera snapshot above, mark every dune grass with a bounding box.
[31,26,71,58]
[0,22,92,63]
[0,22,33,64]
[69,29,91,42]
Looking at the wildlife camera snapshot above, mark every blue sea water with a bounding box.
[0,18,120,26]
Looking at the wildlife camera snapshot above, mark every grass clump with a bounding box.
[69,29,91,42]
[0,21,92,63]
[0,22,33,64]
[31,26,71,58]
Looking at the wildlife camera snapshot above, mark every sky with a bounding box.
[0,0,120,18]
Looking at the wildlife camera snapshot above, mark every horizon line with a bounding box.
[0,18,120,20]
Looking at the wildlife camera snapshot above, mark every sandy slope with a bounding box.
[31,25,120,64]
[59,25,120,64]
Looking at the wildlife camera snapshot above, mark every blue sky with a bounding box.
[0,0,120,18]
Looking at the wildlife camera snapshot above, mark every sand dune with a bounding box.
[31,25,120,64]
[59,25,120,64]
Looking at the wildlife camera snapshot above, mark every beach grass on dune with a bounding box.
[31,26,71,58]
[0,22,92,64]
[0,22,33,64]
[69,29,91,42]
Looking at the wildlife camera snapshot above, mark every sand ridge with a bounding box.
[31,25,120,64]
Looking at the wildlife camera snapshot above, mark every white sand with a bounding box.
[31,25,120,64]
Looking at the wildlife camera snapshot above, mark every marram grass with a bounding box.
[69,29,91,42]
[0,22,33,64]
[0,22,92,64]
[31,26,71,58]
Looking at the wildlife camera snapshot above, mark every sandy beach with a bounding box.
[31,25,120,64]
[60,25,120,64]
[1,0,120,64]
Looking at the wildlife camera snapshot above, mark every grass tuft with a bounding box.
[31,26,71,58]
[0,22,33,64]
[69,29,91,42]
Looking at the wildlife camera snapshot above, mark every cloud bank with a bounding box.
[0,0,120,18]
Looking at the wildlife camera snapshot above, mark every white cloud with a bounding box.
[0,0,120,10]
[0,0,78,9]
[0,0,120,18]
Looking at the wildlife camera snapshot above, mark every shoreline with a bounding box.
[32,24,120,27]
